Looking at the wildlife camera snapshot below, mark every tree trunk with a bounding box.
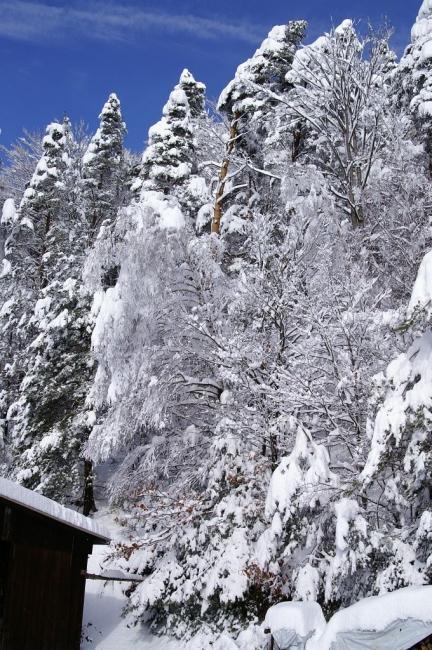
[211,114,240,235]
[291,120,305,162]
[83,459,97,516]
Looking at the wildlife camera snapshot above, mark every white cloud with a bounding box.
[0,1,263,45]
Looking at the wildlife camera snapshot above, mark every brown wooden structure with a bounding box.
[0,478,109,650]
[412,634,432,649]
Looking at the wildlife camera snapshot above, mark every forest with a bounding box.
[2,1,432,647]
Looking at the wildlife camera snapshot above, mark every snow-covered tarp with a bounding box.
[266,587,432,650]
[265,602,326,649]
[308,586,432,649]
[0,477,109,541]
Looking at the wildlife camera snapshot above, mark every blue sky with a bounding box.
[0,1,420,153]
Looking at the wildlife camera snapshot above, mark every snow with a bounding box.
[1,198,16,225]
[187,176,209,201]
[196,203,213,231]
[82,510,178,649]
[334,499,366,555]
[334,19,353,36]
[296,565,320,602]
[265,602,326,640]
[265,427,337,521]
[408,249,432,316]
[0,259,11,279]
[0,477,109,541]
[362,330,432,481]
[47,308,69,329]
[286,35,330,85]
[419,0,432,21]
[218,23,299,111]
[0,297,13,317]
[33,296,52,320]
[307,586,432,650]
[140,190,186,231]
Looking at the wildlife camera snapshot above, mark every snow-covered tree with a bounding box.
[259,425,338,604]
[117,418,270,640]
[0,130,43,206]
[2,123,97,507]
[0,122,70,444]
[82,93,126,237]
[284,20,393,226]
[132,69,209,223]
[397,0,432,171]
[7,121,69,286]
[212,21,307,234]
[362,250,432,551]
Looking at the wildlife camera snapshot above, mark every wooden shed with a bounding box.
[0,478,109,650]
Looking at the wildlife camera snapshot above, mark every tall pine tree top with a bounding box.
[19,121,68,229]
[218,21,307,116]
[398,1,432,137]
[178,68,206,118]
[3,121,70,289]
[139,73,200,194]
[82,93,126,235]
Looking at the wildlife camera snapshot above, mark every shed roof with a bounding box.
[0,478,110,542]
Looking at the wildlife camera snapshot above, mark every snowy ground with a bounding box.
[81,509,176,650]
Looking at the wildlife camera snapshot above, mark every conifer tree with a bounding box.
[11,121,69,287]
[4,122,97,506]
[212,21,307,234]
[140,86,194,193]
[82,93,126,237]
[178,68,206,119]
[397,0,432,172]
[136,70,205,198]
[129,70,209,224]
[0,122,69,456]
[362,250,432,545]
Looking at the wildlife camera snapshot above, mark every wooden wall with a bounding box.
[0,498,95,650]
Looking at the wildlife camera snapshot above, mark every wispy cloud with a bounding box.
[0,1,263,45]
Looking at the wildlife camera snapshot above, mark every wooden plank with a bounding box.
[4,543,74,649]
[411,634,432,649]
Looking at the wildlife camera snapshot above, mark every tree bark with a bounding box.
[211,114,240,235]
[83,459,97,516]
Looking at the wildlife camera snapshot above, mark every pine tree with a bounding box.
[212,21,307,234]
[397,0,432,172]
[178,68,206,119]
[141,87,194,193]
[11,121,69,287]
[82,93,126,237]
[2,122,94,505]
[362,250,432,545]
[120,419,270,640]
[0,122,69,456]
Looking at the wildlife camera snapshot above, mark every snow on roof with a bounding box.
[0,478,110,542]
